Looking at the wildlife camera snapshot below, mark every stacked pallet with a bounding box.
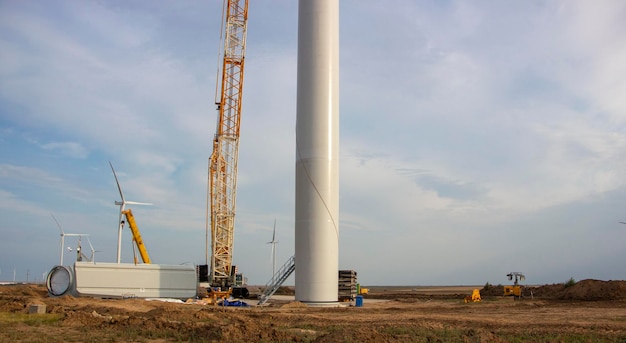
[338,270,357,301]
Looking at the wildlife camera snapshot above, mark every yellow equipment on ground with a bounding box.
[204,288,232,305]
[504,272,525,299]
[503,285,522,297]
[464,289,481,303]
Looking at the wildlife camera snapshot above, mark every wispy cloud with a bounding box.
[41,141,89,159]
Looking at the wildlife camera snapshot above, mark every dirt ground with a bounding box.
[1,280,626,342]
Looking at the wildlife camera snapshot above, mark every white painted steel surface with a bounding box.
[72,262,197,299]
[295,0,339,303]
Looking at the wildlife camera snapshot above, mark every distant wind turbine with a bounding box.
[109,161,152,263]
[67,236,96,262]
[86,237,101,262]
[267,219,279,278]
[51,213,89,265]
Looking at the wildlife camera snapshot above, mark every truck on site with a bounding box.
[504,272,526,299]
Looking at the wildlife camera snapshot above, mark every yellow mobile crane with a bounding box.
[122,209,151,264]
[206,0,249,293]
[109,161,152,265]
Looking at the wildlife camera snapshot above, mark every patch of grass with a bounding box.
[381,326,469,342]
[501,332,623,343]
[0,312,61,326]
[290,323,319,331]
[380,326,625,343]
[565,277,577,288]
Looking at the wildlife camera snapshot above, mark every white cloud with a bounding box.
[41,141,89,159]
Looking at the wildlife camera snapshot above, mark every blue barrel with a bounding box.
[355,295,363,307]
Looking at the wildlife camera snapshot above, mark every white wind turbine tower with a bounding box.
[109,161,152,264]
[51,214,89,266]
[267,219,279,278]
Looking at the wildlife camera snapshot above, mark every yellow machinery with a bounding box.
[204,288,232,305]
[122,209,151,264]
[207,0,249,290]
[464,289,481,303]
[504,272,525,299]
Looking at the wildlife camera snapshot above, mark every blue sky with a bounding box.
[1,0,625,286]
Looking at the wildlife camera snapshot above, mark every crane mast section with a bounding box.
[210,0,248,287]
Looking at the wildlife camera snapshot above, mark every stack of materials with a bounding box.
[338,270,357,302]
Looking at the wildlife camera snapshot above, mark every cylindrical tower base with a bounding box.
[294,0,340,304]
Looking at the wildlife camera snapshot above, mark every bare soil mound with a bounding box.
[480,279,626,301]
[3,282,626,342]
[559,279,626,301]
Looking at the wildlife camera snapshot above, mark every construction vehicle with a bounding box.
[464,289,481,303]
[204,0,249,297]
[504,272,525,299]
[122,209,151,264]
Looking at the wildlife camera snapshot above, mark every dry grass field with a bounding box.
[1,280,625,342]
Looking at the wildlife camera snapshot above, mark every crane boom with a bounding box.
[122,209,151,264]
[209,0,249,288]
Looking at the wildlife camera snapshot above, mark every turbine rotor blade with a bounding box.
[125,201,153,206]
[87,237,95,252]
[272,219,276,241]
[51,213,65,235]
[109,161,125,204]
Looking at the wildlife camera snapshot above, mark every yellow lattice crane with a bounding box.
[207,0,249,289]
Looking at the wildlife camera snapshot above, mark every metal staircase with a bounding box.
[257,255,295,305]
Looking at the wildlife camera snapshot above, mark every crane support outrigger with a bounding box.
[207,0,249,290]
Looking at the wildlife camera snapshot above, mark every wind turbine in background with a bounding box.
[67,236,100,262]
[51,214,89,265]
[86,237,101,262]
[109,161,152,263]
[267,219,279,278]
